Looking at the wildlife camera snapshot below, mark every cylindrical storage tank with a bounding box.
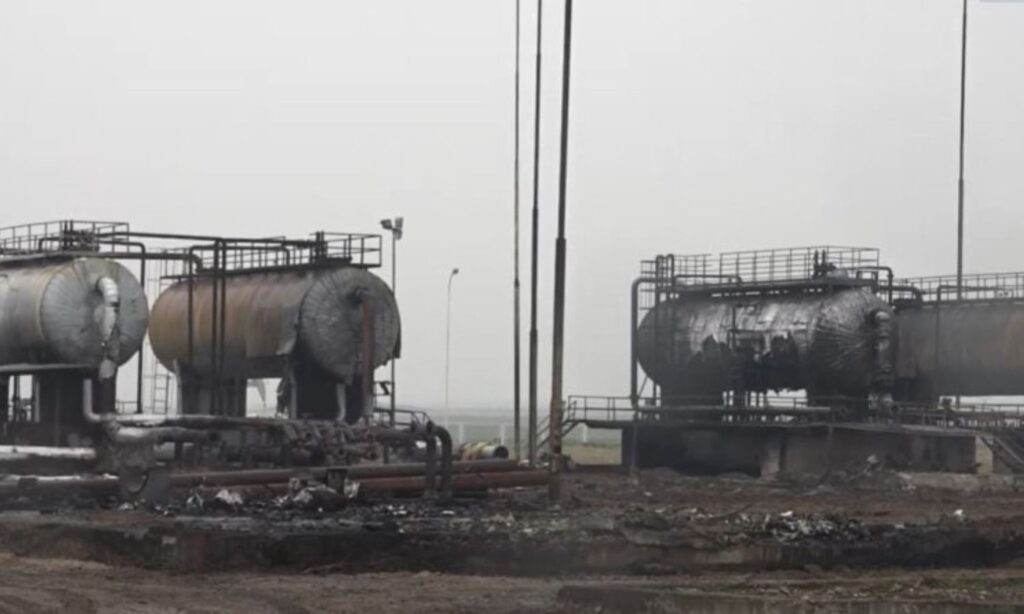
[637,287,892,400]
[149,266,399,383]
[896,302,1024,397]
[0,257,148,369]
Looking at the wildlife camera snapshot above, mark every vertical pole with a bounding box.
[219,244,228,415]
[385,230,396,463]
[444,268,459,428]
[548,0,574,503]
[956,0,967,300]
[136,249,146,413]
[528,0,544,467]
[514,0,523,462]
[955,0,968,411]
[390,231,397,427]
[210,244,220,415]
[360,292,375,420]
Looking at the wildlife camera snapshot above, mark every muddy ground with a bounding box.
[5,467,1024,612]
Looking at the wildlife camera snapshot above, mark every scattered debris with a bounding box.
[212,489,244,509]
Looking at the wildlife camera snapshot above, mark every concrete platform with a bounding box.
[620,422,990,477]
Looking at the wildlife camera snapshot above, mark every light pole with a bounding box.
[444,267,460,428]
[380,217,403,433]
[513,0,524,464]
[528,0,544,468]
[954,0,1024,297]
[956,0,967,301]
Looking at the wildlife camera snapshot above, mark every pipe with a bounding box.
[169,459,520,489]
[870,309,894,415]
[889,284,925,302]
[458,442,511,461]
[0,475,118,498]
[630,277,644,409]
[0,446,97,463]
[83,378,98,423]
[0,460,524,499]
[431,424,454,499]
[357,470,547,493]
[423,426,437,498]
[96,230,315,248]
[359,288,375,419]
[100,239,147,413]
[104,424,216,445]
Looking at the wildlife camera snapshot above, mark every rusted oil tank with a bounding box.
[896,302,1024,397]
[149,266,399,382]
[0,257,148,371]
[637,288,893,400]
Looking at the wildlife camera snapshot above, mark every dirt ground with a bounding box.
[0,553,561,613]
[6,467,1024,612]
[5,553,1024,613]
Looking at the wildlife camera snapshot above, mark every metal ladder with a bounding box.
[144,258,180,414]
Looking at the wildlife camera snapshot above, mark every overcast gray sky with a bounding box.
[1,1,1022,412]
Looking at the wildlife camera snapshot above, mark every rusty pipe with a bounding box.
[169,459,519,489]
[432,424,454,499]
[423,427,437,498]
[0,459,523,499]
[357,470,547,493]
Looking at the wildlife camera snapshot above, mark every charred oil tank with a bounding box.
[149,265,400,384]
[637,287,894,402]
[0,257,148,371]
[896,301,1024,398]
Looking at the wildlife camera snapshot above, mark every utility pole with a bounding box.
[528,0,544,466]
[513,0,523,461]
[548,0,574,503]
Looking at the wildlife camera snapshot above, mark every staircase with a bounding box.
[536,400,581,451]
[984,431,1024,473]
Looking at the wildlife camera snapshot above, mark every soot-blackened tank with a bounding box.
[0,257,149,372]
[637,287,893,401]
[896,301,1024,398]
[148,265,400,383]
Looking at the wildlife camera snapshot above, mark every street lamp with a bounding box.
[380,217,403,433]
[444,267,460,428]
[955,0,1024,300]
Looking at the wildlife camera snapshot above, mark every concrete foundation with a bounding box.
[625,423,984,477]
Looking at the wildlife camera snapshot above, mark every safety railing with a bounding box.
[641,246,880,288]
[718,246,880,284]
[0,220,130,255]
[567,393,1024,432]
[896,272,1024,303]
[187,232,382,272]
[377,407,435,429]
